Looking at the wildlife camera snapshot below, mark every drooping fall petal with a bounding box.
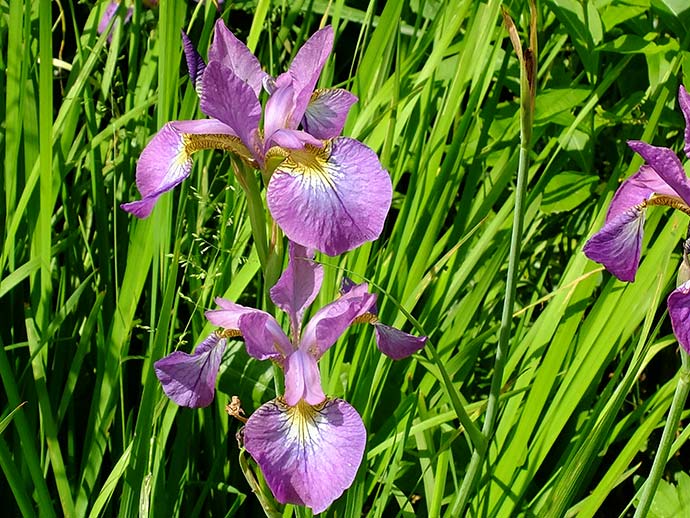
[267,138,392,255]
[628,140,690,205]
[374,323,427,360]
[154,333,227,408]
[243,398,366,514]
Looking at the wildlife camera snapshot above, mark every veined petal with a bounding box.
[153,333,226,408]
[284,349,325,406]
[583,206,645,282]
[606,166,677,222]
[267,138,392,255]
[264,83,298,137]
[121,119,246,218]
[205,298,291,360]
[269,242,324,335]
[207,20,267,96]
[267,129,322,151]
[286,26,334,128]
[374,323,427,360]
[668,281,690,354]
[628,140,690,205]
[182,30,206,95]
[679,85,690,159]
[300,283,376,358]
[303,88,358,139]
[201,61,262,162]
[243,397,366,514]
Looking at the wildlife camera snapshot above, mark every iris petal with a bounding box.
[606,166,677,221]
[243,397,366,514]
[303,88,358,139]
[153,333,226,408]
[628,140,690,205]
[182,30,206,95]
[583,206,645,282]
[374,323,427,360]
[668,281,690,354]
[284,349,325,406]
[678,85,690,159]
[267,138,392,255]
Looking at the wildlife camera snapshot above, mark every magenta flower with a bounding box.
[122,21,391,256]
[154,242,426,511]
[584,85,690,282]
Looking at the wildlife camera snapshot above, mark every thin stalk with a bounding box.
[633,350,690,517]
[450,6,535,515]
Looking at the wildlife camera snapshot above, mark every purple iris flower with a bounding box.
[97,2,133,43]
[154,242,426,512]
[122,21,391,256]
[584,85,690,282]
[583,85,690,353]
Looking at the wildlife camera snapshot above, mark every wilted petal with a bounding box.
[285,26,334,128]
[628,140,690,205]
[121,119,243,218]
[583,206,645,282]
[606,166,677,221]
[182,30,206,95]
[207,20,267,96]
[243,397,366,514]
[300,283,376,358]
[201,61,262,161]
[284,349,325,406]
[153,333,226,408]
[679,86,690,159]
[374,323,427,360]
[303,88,358,139]
[267,138,392,255]
[668,281,690,354]
[206,298,291,360]
[270,242,324,334]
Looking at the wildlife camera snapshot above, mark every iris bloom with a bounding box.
[583,85,690,353]
[154,242,426,512]
[122,21,392,256]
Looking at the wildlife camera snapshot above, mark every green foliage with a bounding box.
[2,0,690,516]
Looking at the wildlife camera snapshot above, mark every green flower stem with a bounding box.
[234,162,270,272]
[634,349,690,518]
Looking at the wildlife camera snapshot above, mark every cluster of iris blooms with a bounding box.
[121,20,426,513]
[584,86,690,354]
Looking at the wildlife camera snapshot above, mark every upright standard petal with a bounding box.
[374,323,427,360]
[207,20,267,96]
[668,280,690,354]
[283,348,326,406]
[266,138,393,256]
[243,398,366,514]
[583,206,645,282]
[270,242,324,335]
[201,62,262,162]
[300,283,376,358]
[182,30,206,95]
[678,85,690,159]
[628,140,690,205]
[153,333,227,408]
[121,119,246,218]
[302,88,358,140]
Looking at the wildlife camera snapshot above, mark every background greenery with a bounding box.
[2,0,690,516]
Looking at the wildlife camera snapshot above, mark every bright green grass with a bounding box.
[2,0,690,516]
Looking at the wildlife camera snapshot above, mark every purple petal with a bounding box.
[269,242,324,335]
[153,333,226,408]
[679,85,690,159]
[303,88,358,139]
[97,2,132,42]
[374,323,427,360]
[264,83,298,138]
[284,349,325,406]
[628,140,690,205]
[200,61,262,161]
[207,20,267,96]
[583,206,645,282]
[243,397,366,514]
[266,137,392,256]
[606,166,677,221]
[669,281,690,354]
[121,119,238,218]
[267,129,322,150]
[285,26,334,128]
[300,283,377,358]
[205,298,291,360]
[182,30,206,95]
